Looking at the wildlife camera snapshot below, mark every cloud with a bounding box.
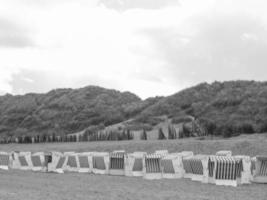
[99,0,179,11]
[1,0,99,7]
[9,68,121,95]
[10,69,73,94]
[0,1,180,98]
[138,12,267,86]
[8,68,177,99]
[0,67,18,95]
[0,18,34,48]
[1,0,267,98]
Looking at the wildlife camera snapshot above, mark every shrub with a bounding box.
[199,118,217,135]
[182,123,191,137]
[212,98,242,108]
[126,129,133,140]
[135,115,164,126]
[235,122,254,134]
[124,123,153,131]
[158,128,166,140]
[222,124,234,138]
[168,125,177,139]
[172,116,193,124]
[258,122,267,133]
[181,103,191,110]
[140,129,147,140]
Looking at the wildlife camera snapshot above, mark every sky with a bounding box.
[0,0,267,99]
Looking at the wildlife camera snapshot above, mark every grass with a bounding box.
[0,169,267,200]
[1,134,266,156]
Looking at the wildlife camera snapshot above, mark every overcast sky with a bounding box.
[0,0,267,99]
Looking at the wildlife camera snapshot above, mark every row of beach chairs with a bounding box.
[0,150,266,187]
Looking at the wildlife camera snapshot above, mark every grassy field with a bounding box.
[1,134,267,156]
[0,134,266,200]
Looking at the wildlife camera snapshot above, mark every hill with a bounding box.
[1,80,267,140]
[136,80,267,137]
[0,86,143,138]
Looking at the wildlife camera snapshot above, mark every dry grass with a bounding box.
[0,134,266,200]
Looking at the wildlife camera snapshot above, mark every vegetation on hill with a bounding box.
[0,86,142,139]
[0,80,267,140]
[137,81,267,137]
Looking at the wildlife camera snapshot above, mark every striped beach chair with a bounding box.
[30,152,51,172]
[11,151,33,170]
[180,151,194,157]
[252,156,267,183]
[125,152,146,177]
[0,152,10,170]
[63,152,79,172]
[77,152,93,173]
[143,153,162,179]
[182,155,194,179]
[213,156,243,187]
[154,150,168,156]
[169,151,195,178]
[206,155,217,184]
[109,151,125,176]
[182,154,208,182]
[234,155,252,184]
[92,152,110,175]
[161,153,184,179]
[251,157,256,175]
[48,152,67,173]
[216,151,232,157]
